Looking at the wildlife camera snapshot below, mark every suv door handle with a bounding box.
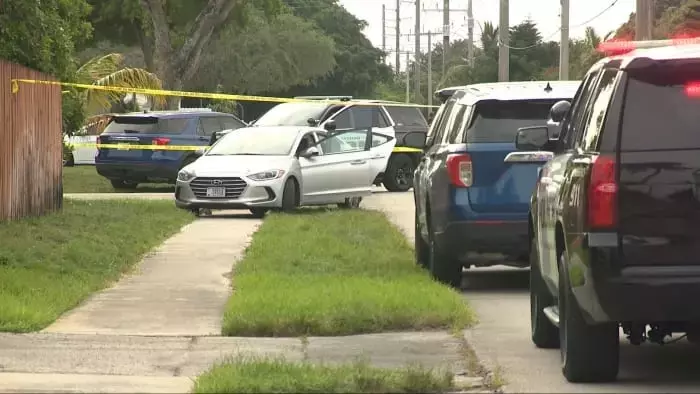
[350,160,366,165]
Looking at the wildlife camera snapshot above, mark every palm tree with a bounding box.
[73,53,165,115]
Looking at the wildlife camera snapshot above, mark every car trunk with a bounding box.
[465,99,562,214]
[98,116,189,161]
[618,63,700,266]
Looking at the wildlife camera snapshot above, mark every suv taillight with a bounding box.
[587,154,617,229]
[153,137,170,145]
[446,153,472,187]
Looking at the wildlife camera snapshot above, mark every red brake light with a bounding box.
[685,82,700,97]
[587,155,617,229]
[153,137,170,145]
[446,153,472,187]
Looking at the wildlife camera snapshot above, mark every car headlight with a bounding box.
[177,169,195,182]
[247,169,285,181]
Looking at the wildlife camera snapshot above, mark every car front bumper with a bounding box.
[174,175,286,210]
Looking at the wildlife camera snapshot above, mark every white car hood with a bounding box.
[186,155,293,177]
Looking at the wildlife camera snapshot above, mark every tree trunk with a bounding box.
[139,0,241,110]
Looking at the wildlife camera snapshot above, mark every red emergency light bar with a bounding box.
[597,35,700,55]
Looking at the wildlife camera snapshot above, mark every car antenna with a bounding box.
[544,82,553,93]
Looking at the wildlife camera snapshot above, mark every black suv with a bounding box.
[520,41,700,382]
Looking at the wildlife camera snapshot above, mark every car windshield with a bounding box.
[466,99,562,143]
[206,128,298,156]
[254,102,330,126]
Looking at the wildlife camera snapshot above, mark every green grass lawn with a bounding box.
[194,358,454,393]
[62,166,174,193]
[222,209,475,336]
[0,200,192,332]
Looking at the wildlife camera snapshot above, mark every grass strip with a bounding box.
[62,166,173,193]
[223,209,475,336]
[0,199,192,332]
[194,357,454,393]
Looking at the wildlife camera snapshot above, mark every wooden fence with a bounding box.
[0,60,63,221]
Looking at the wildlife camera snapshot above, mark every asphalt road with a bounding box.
[364,190,700,394]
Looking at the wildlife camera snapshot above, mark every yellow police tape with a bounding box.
[68,143,423,153]
[12,79,440,109]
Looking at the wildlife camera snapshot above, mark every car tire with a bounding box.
[559,252,619,383]
[382,153,414,192]
[338,197,362,209]
[530,238,560,349]
[281,178,298,213]
[250,208,268,218]
[414,210,429,269]
[63,153,75,167]
[426,211,461,288]
[110,179,139,190]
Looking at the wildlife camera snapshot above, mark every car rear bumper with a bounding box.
[96,162,177,183]
[174,176,285,210]
[434,219,529,266]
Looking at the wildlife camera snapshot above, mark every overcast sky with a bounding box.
[337,0,635,70]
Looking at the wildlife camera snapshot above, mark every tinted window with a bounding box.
[333,110,352,129]
[446,104,468,143]
[385,106,428,127]
[221,116,245,130]
[254,102,330,126]
[103,116,190,135]
[431,100,456,144]
[207,128,298,156]
[200,117,222,136]
[577,69,619,152]
[351,106,388,128]
[561,69,600,147]
[466,100,559,143]
[621,64,700,151]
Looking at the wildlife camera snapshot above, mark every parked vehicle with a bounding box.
[525,38,700,383]
[175,125,403,217]
[95,109,246,190]
[63,114,113,166]
[413,80,580,287]
[214,97,429,192]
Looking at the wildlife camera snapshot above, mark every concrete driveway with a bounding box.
[364,191,700,393]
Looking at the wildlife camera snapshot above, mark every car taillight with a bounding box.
[153,137,170,145]
[446,153,472,187]
[587,154,617,229]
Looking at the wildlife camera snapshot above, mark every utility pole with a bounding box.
[395,0,401,74]
[635,0,654,40]
[498,0,509,81]
[405,52,411,103]
[559,0,569,80]
[443,0,449,74]
[467,0,474,66]
[382,5,386,53]
[415,0,421,103]
[428,33,433,109]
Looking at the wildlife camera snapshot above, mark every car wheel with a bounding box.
[530,237,560,349]
[382,154,414,192]
[426,211,462,288]
[63,153,75,167]
[414,209,429,269]
[250,208,268,218]
[281,178,298,213]
[110,179,139,190]
[338,197,362,209]
[559,252,619,382]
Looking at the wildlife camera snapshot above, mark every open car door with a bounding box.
[368,131,396,184]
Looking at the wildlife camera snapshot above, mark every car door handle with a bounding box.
[198,136,208,141]
[350,160,366,165]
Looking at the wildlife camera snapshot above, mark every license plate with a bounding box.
[206,187,226,197]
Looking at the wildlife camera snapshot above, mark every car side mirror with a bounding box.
[323,120,336,132]
[300,146,320,158]
[403,131,427,149]
[515,126,549,150]
[549,100,571,123]
[194,148,206,157]
[307,118,319,127]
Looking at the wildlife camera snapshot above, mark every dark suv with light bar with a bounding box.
[522,37,700,382]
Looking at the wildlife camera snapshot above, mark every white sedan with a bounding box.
[174,125,396,217]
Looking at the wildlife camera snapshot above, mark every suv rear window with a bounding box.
[466,99,559,143]
[103,116,190,135]
[621,63,700,151]
[385,106,428,127]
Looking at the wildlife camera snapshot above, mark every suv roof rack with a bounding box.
[294,96,353,101]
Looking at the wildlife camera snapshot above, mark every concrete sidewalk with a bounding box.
[44,215,260,336]
[0,331,480,393]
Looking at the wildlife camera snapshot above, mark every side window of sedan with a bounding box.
[318,130,368,155]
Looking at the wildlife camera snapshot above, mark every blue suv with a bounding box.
[95,109,246,190]
[413,81,580,286]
